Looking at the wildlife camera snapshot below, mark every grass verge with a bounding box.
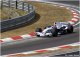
[0,7,27,21]
[1,1,72,38]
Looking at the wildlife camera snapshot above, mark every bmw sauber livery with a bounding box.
[35,22,74,37]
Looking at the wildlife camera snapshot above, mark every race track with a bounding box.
[2,28,79,55]
[1,0,79,56]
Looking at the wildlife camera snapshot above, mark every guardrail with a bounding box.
[0,0,35,32]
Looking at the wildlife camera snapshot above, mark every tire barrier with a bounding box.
[0,0,35,32]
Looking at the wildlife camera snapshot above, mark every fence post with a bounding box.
[8,0,10,8]
[22,2,24,10]
[28,4,30,13]
[31,5,33,11]
[1,0,3,9]
[15,0,17,9]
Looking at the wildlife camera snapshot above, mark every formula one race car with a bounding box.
[35,22,74,37]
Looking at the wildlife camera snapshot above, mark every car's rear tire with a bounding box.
[67,25,73,33]
[51,27,58,37]
[35,28,42,32]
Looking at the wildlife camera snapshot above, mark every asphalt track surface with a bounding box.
[1,0,79,55]
[44,0,79,6]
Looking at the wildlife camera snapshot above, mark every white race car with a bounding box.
[35,22,74,37]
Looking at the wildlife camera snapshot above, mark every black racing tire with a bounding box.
[67,25,73,33]
[36,35,40,37]
[51,27,58,37]
[35,28,42,32]
[35,28,42,37]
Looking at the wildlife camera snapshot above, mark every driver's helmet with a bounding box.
[54,22,56,26]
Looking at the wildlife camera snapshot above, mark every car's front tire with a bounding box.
[67,25,73,33]
[51,27,58,37]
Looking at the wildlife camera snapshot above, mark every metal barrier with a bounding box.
[0,0,33,12]
[0,0,35,32]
